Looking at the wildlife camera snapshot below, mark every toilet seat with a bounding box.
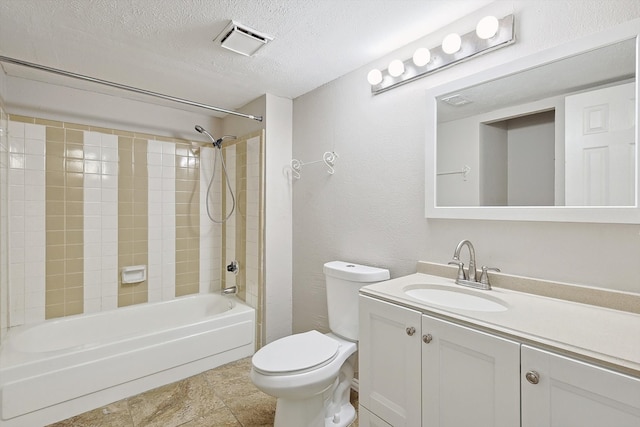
[252,330,339,375]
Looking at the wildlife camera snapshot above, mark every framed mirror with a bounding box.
[425,19,640,223]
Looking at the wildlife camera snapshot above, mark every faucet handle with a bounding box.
[480,266,501,287]
[448,260,466,281]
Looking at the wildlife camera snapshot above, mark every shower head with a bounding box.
[195,124,223,148]
[195,124,214,139]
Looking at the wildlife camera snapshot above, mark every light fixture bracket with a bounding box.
[370,14,515,95]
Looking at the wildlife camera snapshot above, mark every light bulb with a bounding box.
[367,69,383,85]
[442,33,462,54]
[412,48,431,67]
[476,16,499,39]
[388,59,405,77]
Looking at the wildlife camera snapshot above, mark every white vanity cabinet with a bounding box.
[521,345,640,427]
[359,294,640,427]
[359,295,520,427]
[358,295,422,426]
[421,314,520,427]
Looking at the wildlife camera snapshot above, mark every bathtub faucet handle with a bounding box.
[226,261,239,275]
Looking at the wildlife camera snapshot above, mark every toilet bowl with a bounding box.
[250,261,390,427]
[251,331,357,426]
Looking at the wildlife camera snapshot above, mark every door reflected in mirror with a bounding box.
[436,38,636,207]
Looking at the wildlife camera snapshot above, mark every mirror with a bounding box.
[426,20,640,223]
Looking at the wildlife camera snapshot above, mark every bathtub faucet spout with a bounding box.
[222,286,238,295]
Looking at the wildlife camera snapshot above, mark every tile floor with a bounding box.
[47,357,359,427]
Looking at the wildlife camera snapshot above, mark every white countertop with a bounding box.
[360,273,640,377]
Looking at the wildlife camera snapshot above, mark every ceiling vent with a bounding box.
[215,20,273,57]
[441,94,472,107]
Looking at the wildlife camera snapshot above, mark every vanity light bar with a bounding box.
[369,14,515,95]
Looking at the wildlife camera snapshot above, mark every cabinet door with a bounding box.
[522,345,640,427]
[358,405,393,427]
[421,315,520,427]
[359,295,422,427]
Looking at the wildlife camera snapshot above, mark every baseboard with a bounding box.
[351,378,359,392]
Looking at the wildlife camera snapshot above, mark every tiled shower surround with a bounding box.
[5,115,264,343]
[0,101,8,341]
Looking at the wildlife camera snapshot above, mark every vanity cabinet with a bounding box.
[421,313,520,427]
[359,295,520,427]
[357,409,393,427]
[521,345,640,427]
[359,294,640,427]
[359,295,422,426]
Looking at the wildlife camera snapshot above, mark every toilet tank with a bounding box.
[323,261,390,341]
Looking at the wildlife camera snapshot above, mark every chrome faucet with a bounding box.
[223,261,239,295]
[452,239,477,282]
[222,285,238,295]
[448,240,499,290]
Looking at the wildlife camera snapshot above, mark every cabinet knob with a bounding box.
[406,327,416,336]
[422,334,433,344]
[525,370,540,384]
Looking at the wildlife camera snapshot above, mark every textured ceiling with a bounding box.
[0,0,493,117]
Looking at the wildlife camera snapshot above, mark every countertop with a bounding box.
[360,272,640,377]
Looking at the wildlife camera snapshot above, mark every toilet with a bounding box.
[250,261,390,427]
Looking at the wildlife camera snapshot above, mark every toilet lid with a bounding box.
[252,330,339,375]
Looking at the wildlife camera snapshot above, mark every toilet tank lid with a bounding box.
[323,261,390,282]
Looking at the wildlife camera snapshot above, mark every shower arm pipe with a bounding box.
[0,55,263,122]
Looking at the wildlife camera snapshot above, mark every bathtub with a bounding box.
[0,293,255,427]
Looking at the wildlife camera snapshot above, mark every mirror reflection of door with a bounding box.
[565,82,636,206]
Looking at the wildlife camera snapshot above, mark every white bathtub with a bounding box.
[0,293,255,427]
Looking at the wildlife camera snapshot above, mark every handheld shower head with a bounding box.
[195,125,222,148]
[194,124,237,224]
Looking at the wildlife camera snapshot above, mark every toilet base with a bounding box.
[325,402,356,427]
[274,398,356,427]
[273,356,356,427]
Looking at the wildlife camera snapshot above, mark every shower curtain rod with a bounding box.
[0,55,263,122]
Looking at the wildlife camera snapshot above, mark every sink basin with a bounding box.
[403,285,508,312]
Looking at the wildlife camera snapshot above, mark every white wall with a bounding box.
[506,111,555,206]
[223,94,294,344]
[440,106,557,206]
[222,96,266,137]
[263,94,293,343]
[292,0,640,334]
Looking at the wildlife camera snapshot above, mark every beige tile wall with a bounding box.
[220,145,234,293]
[235,142,247,302]
[6,115,264,333]
[44,122,85,318]
[220,132,264,347]
[0,99,8,341]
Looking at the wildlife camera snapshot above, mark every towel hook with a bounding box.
[323,151,338,175]
[436,165,471,181]
[291,158,303,179]
[290,151,338,179]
